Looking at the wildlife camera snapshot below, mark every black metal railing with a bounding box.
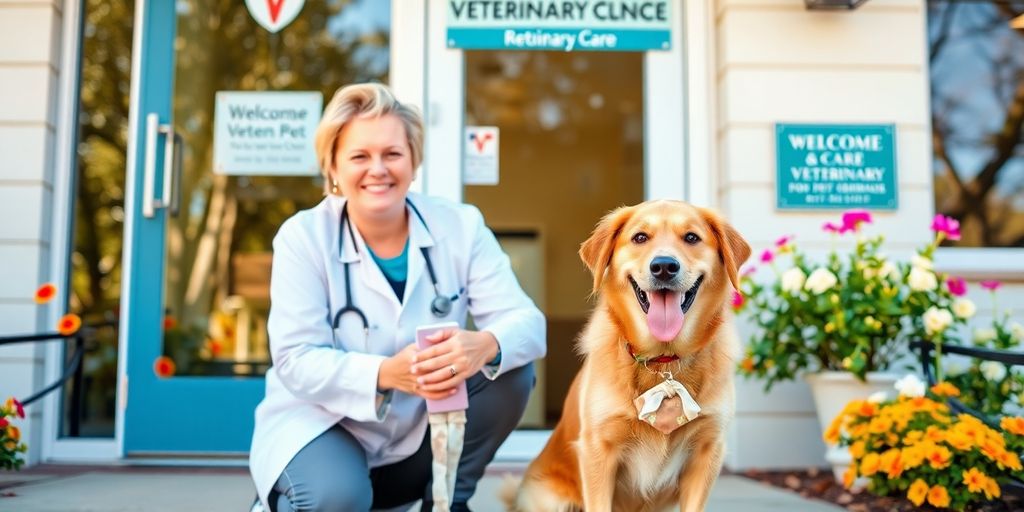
[0,322,112,436]
[912,340,1024,497]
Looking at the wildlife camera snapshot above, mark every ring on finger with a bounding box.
[449,365,457,377]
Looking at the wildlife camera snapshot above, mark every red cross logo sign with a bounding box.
[245,0,304,33]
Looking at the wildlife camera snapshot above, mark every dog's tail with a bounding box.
[497,473,522,511]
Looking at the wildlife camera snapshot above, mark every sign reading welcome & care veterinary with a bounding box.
[776,124,898,210]
[447,0,671,52]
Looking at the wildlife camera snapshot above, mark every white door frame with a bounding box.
[416,0,714,457]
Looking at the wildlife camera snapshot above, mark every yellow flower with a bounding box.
[927,485,950,508]
[924,425,946,443]
[1001,416,1024,436]
[3,440,15,451]
[860,452,881,476]
[6,425,20,442]
[903,430,923,445]
[946,428,973,451]
[849,440,866,459]
[963,467,987,493]
[926,444,952,470]
[842,465,857,489]
[869,416,893,434]
[901,445,925,470]
[998,450,1022,471]
[823,421,841,445]
[880,448,903,479]
[983,476,1001,500]
[907,479,929,506]
[930,381,960,397]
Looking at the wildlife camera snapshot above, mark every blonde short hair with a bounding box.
[314,83,424,193]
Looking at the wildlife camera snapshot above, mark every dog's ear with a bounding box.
[579,205,634,293]
[700,208,751,291]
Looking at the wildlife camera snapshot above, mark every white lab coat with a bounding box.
[249,192,546,507]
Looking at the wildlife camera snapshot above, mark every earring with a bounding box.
[331,179,339,195]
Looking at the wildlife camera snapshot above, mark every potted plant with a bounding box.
[735,210,975,479]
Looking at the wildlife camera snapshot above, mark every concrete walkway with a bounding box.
[0,464,843,511]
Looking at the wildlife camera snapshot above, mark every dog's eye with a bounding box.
[631,232,649,244]
[684,232,701,245]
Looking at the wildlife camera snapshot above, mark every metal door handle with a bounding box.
[142,113,181,218]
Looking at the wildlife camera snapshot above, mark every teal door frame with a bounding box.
[121,0,263,454]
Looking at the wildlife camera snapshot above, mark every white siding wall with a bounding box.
[0,0,65,466]
[715,0,933,469]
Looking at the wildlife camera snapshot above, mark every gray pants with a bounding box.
[269,362,535,512]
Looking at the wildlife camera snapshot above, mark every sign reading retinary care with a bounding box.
[245,0,304,33]
[776,124,898,210]
[213,91,322,176]
[447,0,671,52]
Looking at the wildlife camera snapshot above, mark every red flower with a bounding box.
[163,316,176,330]
[0,418,7,429]
[930,214,961,241]
[840,209,873,233]
[11,398,24,419]
[153,356,176,378]
[34,283,57,304]
[57,314,82,336]
[980,280,1002,292]
[946,277,967,297]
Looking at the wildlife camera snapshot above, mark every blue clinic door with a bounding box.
[123,0,392,453]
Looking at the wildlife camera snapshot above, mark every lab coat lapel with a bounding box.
[402,200,436,307]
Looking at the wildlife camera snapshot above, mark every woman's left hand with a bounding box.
[411,328,499,392]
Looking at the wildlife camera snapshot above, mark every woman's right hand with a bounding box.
[377,343,459,401]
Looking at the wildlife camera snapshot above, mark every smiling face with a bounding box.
[329,113,414,221]
[580,200,751,355]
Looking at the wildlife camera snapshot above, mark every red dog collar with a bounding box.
[626,343,680,364]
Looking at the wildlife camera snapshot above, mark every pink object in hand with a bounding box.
[416,322,469,413]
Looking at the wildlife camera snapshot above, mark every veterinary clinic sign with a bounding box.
[447,0,671,52]
[213,91,322,176]
[776,124,898,210]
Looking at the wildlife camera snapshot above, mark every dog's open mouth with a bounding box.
[629,275,704,342]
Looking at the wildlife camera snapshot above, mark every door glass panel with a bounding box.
[464,51,645,427]
[162,0,390,377]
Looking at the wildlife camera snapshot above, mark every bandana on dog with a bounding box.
[633,376,701,434]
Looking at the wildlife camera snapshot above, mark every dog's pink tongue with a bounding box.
[647,290,684,342]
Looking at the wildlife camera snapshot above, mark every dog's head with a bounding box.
[579,200,751,354]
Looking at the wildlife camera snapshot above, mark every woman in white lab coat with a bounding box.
[248,83,546,512]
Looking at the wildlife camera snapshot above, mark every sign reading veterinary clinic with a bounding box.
[775,124,898,210]
[447,1,671,52]
[213,91,322,176]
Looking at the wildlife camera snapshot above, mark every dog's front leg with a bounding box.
[578,426,621,512]
[677,434,725,512]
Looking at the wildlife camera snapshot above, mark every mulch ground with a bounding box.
[739,468,1023,511]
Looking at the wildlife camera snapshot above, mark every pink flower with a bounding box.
[775,235,794,247]
[760,249,774,264]
[822,222,842,234]
[930,214,961,241]
[946,277,967,297]
[840,209,873,233]
[980,280,1002,292]
[731,291,745,311]
[741,266,757,277]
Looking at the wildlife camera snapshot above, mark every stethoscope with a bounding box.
[332,199,463,342]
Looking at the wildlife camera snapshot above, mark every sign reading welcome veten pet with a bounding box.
[775,124,898,210]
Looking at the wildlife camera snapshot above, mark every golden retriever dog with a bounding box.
[504,200,751,512]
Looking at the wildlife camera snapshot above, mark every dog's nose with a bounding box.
[650,256,680,281]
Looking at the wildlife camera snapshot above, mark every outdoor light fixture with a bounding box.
[804,0,869,9]
[1012,13,1024,29]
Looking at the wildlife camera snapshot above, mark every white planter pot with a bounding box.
[805,371,900,483]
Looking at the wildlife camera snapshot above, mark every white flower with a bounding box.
[895,374,926,398]
[877,261,897,280]
[911,254,933,270]
[804,268,838,295]
[1011,322,1024,343]
[973,327,997,345]
[908,267,938,291]
[868,391,888,403]
[980,361,1007,382]
[944,359,967,377]
[923,307,953,336]
[952,298,976,319]
[781,268,806,294]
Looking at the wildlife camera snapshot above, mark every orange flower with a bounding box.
[153,356,176,378]
[739,356,755,373]
[1001,416,1024,436]
[163,316,176,330]
[860,452,880,476]
[901,445,925,470]
[868,416,893,434]
[946,428,973,451]
[857,401,876,417]
[930,381,960,397]
[998,450,1022,471]
[880,448,903,479]
[6,425,20,442]
[907,479,929,506]
[963,467,987,493]
[927,485,950,508]
[34,283,56,304]
[3,440,14,451]
[926,444,952,470]
[823,421,841,445]
[57,314,82,335]
[983,476,1001,500]
[849,440,866,459]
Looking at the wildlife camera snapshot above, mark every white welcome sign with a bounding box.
[245,0,304,33]
[213,91,322,176]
